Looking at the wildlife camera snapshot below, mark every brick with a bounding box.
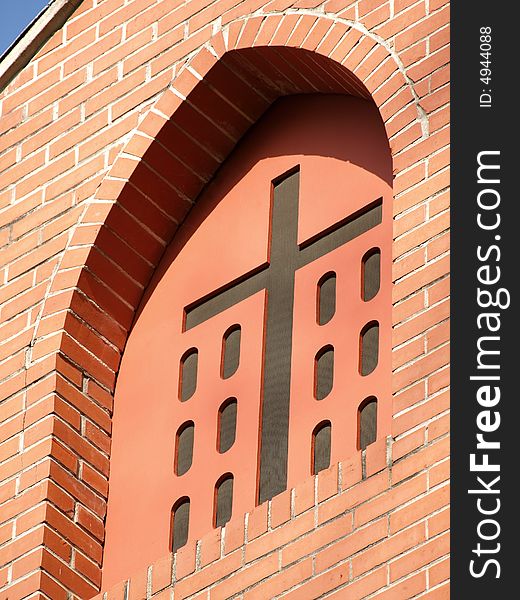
[389,123,422,155]
[392,437,449,484]
[76,504,105,542]
[112,70,173,121]
[282,511,352,567]
[372,571,427,599]
[175,539,196,580]
[392,428,425,462]
[394,157,427,194]
[390,532,449,581]
[65,0,122,38]
[244,558,313,600]
[393,128,449,174]
[429,557,449,586]
[247,501,268,541]
[75,550,102,587]
[428,412,449,441]
[211,553,278,600]
[426,319,449,351]
[430,106,450,133]
[431,25,450,53]
[376,4,426,40]
[429,147,450,177]
[280,562,347,599]
[0,146,18,176]
[393,337,424,370]
[41,548,98,598]
[152,25,213,76]
[1,571,41,600]
[127,566,148,600]
[400,40,428,68]
[270,489,291,529]
[420,583,450,599]
[245,511,314,563]
[393,298,449,347]
[64,29,122,76]
[0,106,24,136]
[200,527,221,567]
[356,474,427,526]
[365,436,388,477]
[85,67,146,117]
[364,5,392,30]
[396,6,449,51]
[331,568,387,599]
[393,390,449,439]
[429,366,449,395]
[85,420,111,455]
[293,475,314,515]
[223,516,245,555]
[352,522,426,577]
[79,111,139,162]
[330,30,362,64]
[50,110,108,159]
[30,69,87,116]
[10,194,74,240]
[428,506,450,538]
[393,256,449,304]
[3,69,61,114]
[394,172,449,214]
[151,553,173,594]
[1,150,45,190]
[393,381,426,413]
[174,551,241,598]
[340,452,363,490]
[428,276,450,306]
[124,26,183,76]
[315,518,388,573]
[319,471,388,525]
[317,463,339,502]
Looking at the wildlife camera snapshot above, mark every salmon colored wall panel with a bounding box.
[103,94,392,588]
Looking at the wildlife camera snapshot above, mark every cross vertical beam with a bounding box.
[257,171,300,502]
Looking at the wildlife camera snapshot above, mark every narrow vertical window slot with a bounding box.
[360,322,379,375]
[175,422,194,476]
[359,397,377,450]
[179,348,198,401]
[221,326,241,379]
[362,248,381,301]
[218,398,237,453]
[214,474,234,528]
[317,272,336,325]
[312,421,331,474]
[171,498,190,552]
[315,345,334,400]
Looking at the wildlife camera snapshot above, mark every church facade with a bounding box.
[0,0,449,598]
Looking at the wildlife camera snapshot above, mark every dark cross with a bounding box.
[184,169,382,503]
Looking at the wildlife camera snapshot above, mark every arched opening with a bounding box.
[93,45,393,589]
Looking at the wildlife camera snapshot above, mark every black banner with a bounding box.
[452,3,515,596]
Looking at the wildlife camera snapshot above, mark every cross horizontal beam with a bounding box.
[184,199,382,330]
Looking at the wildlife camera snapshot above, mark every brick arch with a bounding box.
[25,16,422,588]
[33,14,421,383]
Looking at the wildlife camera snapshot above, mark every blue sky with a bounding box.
[1,1,50,56]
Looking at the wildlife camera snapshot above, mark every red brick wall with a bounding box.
[0,0,449,597]
[93,439,449,599]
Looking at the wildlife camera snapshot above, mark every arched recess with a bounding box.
[33,14,420,364]
[29,13,420,592]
